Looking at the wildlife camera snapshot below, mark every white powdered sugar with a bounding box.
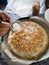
[13,23,21,31]
[24,26,36,33]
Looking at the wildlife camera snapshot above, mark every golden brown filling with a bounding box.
[10,21,44,52]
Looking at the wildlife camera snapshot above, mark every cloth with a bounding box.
[4,0,46,18]
[0,55,8,65]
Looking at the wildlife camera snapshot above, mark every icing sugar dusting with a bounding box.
[25,26,36,33]
[13,23,21,31]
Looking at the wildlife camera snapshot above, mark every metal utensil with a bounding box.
[1,16,49,65]
[10,19,22,32]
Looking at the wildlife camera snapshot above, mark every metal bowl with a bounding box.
[1,16,49,65]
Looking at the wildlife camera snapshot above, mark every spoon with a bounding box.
[10,19,22,32]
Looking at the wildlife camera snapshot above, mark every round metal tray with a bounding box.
[1,16,49,65]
